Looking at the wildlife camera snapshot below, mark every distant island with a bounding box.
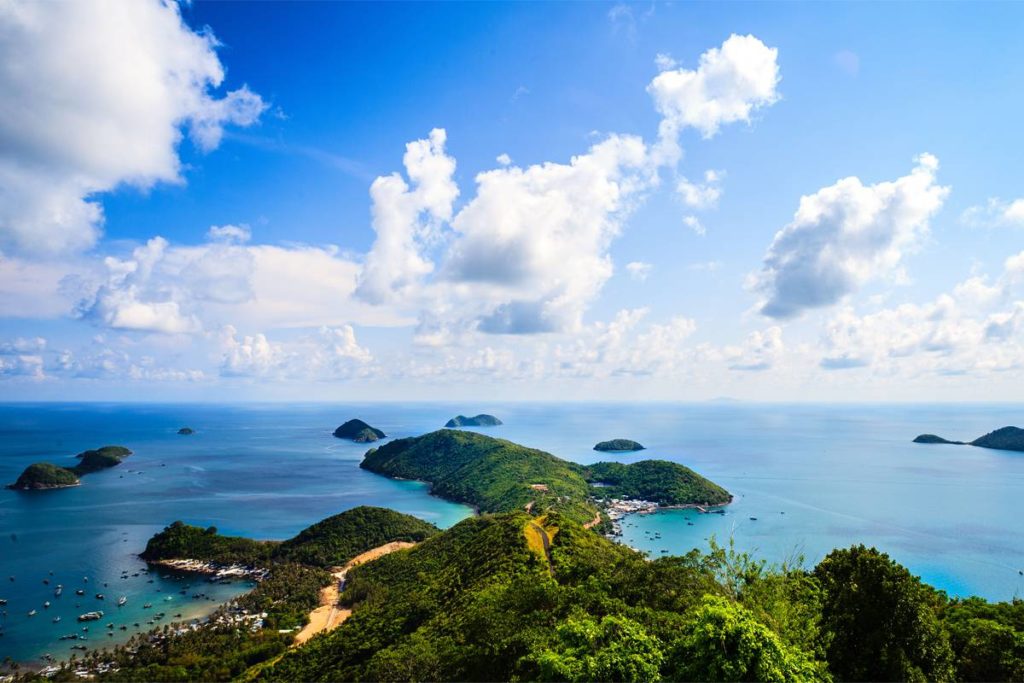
[7,445,133,490]
[444,414,502,427]
[913,426,1024,452]
[178,427,194,435]
[593,438,645,452]
[361,429,730,526]
[333,418,386,442]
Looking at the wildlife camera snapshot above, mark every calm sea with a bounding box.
[1,402,1022,663]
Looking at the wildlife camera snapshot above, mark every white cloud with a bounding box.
[648,33,780,160]
[219,324,372,380]
[207,224,252,243]
[356,128,458,305]
[755,154,950,319]
[0,0,265,255]
[677,169,723,209]
[726,326,784,371]
[496,153,512,166]
[654,53,679,71]
[625,261,653,281]
[683,215,706,236]
[961,197,1024,229]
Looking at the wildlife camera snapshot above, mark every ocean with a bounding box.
[1,402,1023,664]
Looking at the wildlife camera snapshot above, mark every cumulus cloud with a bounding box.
[961,197,1024,229]
[648,33,780,160]
[754,154,950,319]
[0,0,265,255]
[676,170,723,209]
[207,224,252,243]
[726,326,784,371]
[356,128,458,305]
[219,324,372,380]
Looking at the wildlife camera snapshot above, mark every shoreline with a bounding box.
[145,558,270,582]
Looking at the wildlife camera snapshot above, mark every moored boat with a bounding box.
[77,611,103,622]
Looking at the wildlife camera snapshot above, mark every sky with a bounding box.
[2,1,1024,402]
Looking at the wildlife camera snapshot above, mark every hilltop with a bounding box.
[445,414,503,427]
[333,419,386,442]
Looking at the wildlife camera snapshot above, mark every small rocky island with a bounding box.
[913,426,1024,452]
[178,427,194,435]
[333,418,386,442]
[594,439,645,452]
[445,414,502,428]
[7,445,133,490]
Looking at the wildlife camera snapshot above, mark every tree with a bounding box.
[814,545,953,682]
[532,614,664,682]
[666,595,825,682]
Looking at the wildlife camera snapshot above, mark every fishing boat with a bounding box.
[77,611,103,622]
[117,596,127,606]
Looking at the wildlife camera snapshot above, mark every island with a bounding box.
[6,462,80,490]
[913,426,1024,452]
[333,418,386,442]
[360,429,730,525]
[178,427,195,435]
[593,438,645,452]
[7,445,132,490]
[444,414,503,427]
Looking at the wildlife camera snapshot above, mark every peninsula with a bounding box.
[333,419,386,442]
[913,426,1024,452]
[360,429,730,526]
[445,414,503,427]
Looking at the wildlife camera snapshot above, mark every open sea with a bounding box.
[1,402,1023,664]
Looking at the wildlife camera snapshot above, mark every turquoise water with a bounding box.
[2,402,1024,663]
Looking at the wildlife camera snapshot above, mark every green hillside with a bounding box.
[585,460,732,506]
[6,462,80,490]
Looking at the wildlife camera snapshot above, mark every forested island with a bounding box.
[332,418,386,442]
[444,414,503,427]
[914,426,1024,451]
[593,438,645,452]
[7,446,132,490]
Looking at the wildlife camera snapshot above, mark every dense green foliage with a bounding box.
[585,460,732,506]
[361,430,600,523]
[333,419,385,441]
[942,597,1024,681]
[276,506,439,567]
[140,521,277,565]
[72,445,133,475]
[142,507,437,569]
[912,434,963,444]
[7,462,80,489]
[445,414,503,427]
[815,545,954,682]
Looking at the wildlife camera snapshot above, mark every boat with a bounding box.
[43,601,50,608]
[54,586,62,596]
[0,599,6,606]
[117,596,127,606]
[75,589,85,596]
[52,616,60,623]
[95,594,104,600]
[77,611,103,622]
[28,609,36,617]
[143,603,152,609]
[42,579,49,585]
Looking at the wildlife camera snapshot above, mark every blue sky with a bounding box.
[2,1,1024,401]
